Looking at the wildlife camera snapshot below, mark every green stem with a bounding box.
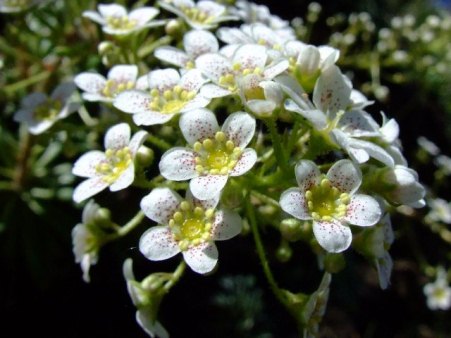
[250,190,279,208]
[264,117,290,175]
[4,70,51,95]
[116,210,145,237]
[164,261,186,292]
[246,194,289,308]
[147,134,172,151]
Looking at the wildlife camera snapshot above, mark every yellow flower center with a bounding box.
[169,201,215,251]
[101,79,135,98]
[193,131,242,175]
[148,86,196,114]
[305,177,351,222]
[95,147,132,184]
[432,286,447,300]
[33,99,62,121]
[106,15,138,30]
[181,7,214,24]
[219,63,263,93]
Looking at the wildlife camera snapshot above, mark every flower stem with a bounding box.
[164,261,186,292]
[116,210,146,237]
[264,117,290,175]
[246,194,289,308]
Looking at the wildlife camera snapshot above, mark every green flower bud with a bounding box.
[276,241,293,263]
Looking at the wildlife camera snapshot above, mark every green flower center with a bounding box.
[432,286,447,300]
[169,201,215,251]
[33,99,62,121]
[193,131,242,175]
[181,7,214,24]
[148,86,196,114]
[305,177,350,222]
[106,15,138,30]
[95,147,132,184]
[101,79,135,98]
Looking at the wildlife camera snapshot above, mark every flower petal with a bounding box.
[182,242,218,274]
[139,226,180,261]
[98,3,127,17]
[186,188,220,210]
[284,99,327,130]
[129,7,159,25]
[104,123,131,150]
[190,175,228,200]
[313,220,352,253]
[211,209,242,240]
[184,29,219,58]
[376,252,393,290]
[74,73,106,94]
[154,46,189,68]
[230,148,257,176]
[263,59,289,79]
[159,147,197,181]
[222,112,256,148]
[179,108,219,144]
[148,68,180,91]
[133,111,175,126]
[51,82,76,102]
[200,83,231,98]
[233,44,267,70]
[129,130,148,155]
[107,64,138,82]
[338,110,381,138]
[195,53,231,83]
[114,90,151,114]
[326,159,362,194]
[73,177,109,203]
[280,187,311,220]
[344,194,381,227]
[180,69,208,92]
[140,188,182,224]
[136,311,169,338]
[294,160,321,192]
[313,65,351,113]
[82,10,105,24]
[109,164,134,191]
[72,150,106,178]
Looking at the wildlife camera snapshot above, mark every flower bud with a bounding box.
[276,241,292,262]
[280,218,303,242]
[136,146,154,167]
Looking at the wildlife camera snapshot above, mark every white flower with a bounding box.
[14,82,78,135]
[196,44,288,113]
[123,259,169,338]
[426,198,451,224]
[280,159,382,253]
[83,3,164,35]
[373,215,395,289]
[159,108,257,200]
[155,29,219,70]
[0,0,40,13]
[72,200,102,283]
[417,136,440,156]
[424,267,451,310]
[114,68,210,126]
[435,155,451,175]
[72,123,148,203]
[379,165,425,208]
[139,187,242,274]
[159,0,238,30]
[75,64,148,103]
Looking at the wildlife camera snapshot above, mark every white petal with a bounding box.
[28,120,54,135]
[82,93,110,102]
[98,3,127,17]
[182,242,218,274]
[136,312,169,338]
[140,188,182,224]
[136,75,149,91]
[51,82,76,102]
[74,73,106,94]
[184,29,219,58]
[222,112,256,148]
[107,64,138,82]
[148,69,180,91]
[21,92,47,108]
[260,80,284,105]
[104,123,131,149]
[129,130,148,155]
[133,111,175,126]
[313,65,351,113]
[139,226,180,261]
[380,118,399,143]
[313,220,352,253]
[294,160,321,192]
[229,148,257,176]
[129,7,159,25]
[200,83,231,98]
[186,188,219,210]
[114,90,151,114]
[284,100,327,130]
[233,44,267,70]
[319,45,340,68]
[180,69,208,92]
[197,1,225,17]
[180,95,211,112]
[344,194,381,227]
[73,177,109,203]
[109,165,134,191]
[217,27,250,45]
[179,108,219,144]
[376,252,393,290]
[263,59,289,79]
[159,147,197,181]
[82,11,105,24]
[280,187,310,220]
[72,150,106,178]
[195,53,231,83]
[211,209,242,240]
[327,159,362,194]
[338,110,381,137]
[190,175,228,200]
[154,46,189,68]
[247,99,276,115]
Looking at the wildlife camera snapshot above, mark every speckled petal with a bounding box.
[200,83,231,98]
[182,242,218,274]
[344,194,381,227]
[179,108,219,144]
[109,164,134,191]
[104,123,131,149]
[140,188,182,224]
[313,65,351,113]
[313,220,352,253]
[72,150,106,178]
[133,110,175,126]
[211,209,242,240]
[326,159,362,194]
[107,64,138,82]
[114,90,151,114]
[195,53,232,83]
[180,69,208,92]
[190,175,227,200]
[229,148,257,177]
[154,46,189,68]
[184,29,219,58]
[148,68,180,91]
[129,130,148,155]
[139,226,180,261]
[233,44,267,70]
[222,112,256,149]
[279,187,310,220]
[73,177,109,203]
[294,160,321,192]
[159,147,198,181]
[74,73,106,95]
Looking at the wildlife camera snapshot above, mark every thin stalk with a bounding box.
[116,210,145,237]
[164,261,186,291]
[264,117,290,175]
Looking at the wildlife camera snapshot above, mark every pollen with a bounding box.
[148,85,196,114]
[95,146,132,184]
[33,99,62,121]
[106,15,138,30]
[101,79,135,98]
